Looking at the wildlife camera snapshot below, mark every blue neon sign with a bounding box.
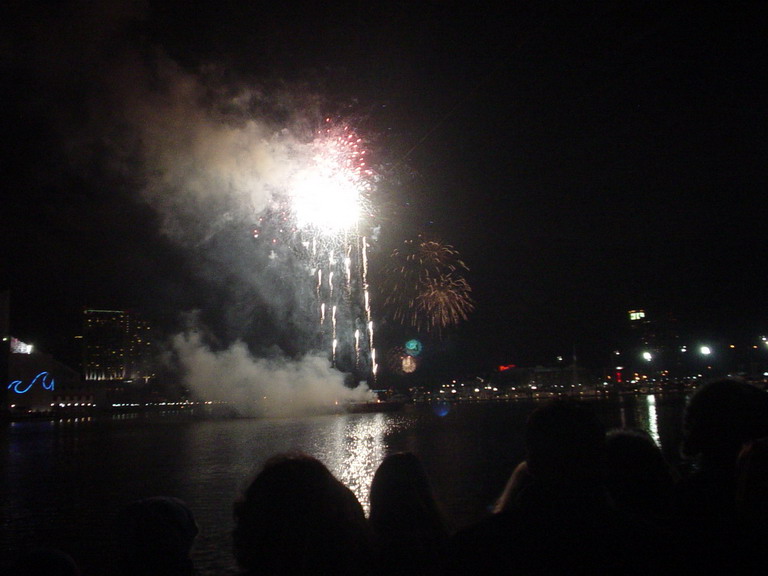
[7,372,55,394]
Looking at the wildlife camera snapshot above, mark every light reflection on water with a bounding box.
[646,394,661,447]
[324,413,389,514]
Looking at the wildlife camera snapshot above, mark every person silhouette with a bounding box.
[368,452,449,575]
[115,496,199,576]
[449,399,673,575]
[492,460,533,514]
[12,547,81,576]
[604,428,677,524]
[233,452,374,576]
[674,379,768,575]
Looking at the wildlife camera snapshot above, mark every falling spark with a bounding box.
[259,119,378,381]
[345,254,352,285]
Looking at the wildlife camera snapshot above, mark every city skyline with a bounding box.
[2,2,766,378]
[5,298,768,379]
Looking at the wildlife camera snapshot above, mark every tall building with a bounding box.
[82,309,155,403]
[628,309,653,349]
[627,309,680,376]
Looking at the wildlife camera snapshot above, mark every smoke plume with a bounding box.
[7,2,376,412]
[172,331,374,417]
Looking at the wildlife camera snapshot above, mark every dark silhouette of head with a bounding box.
[368,452,448,576]
[605,428,676,516]
[233,452,373,576]
[116,496,198,576]
[736,437,768,526]
[524,399,606,488]
[682,379,768,466]
[13,548,81,576]
[369,451,447,541]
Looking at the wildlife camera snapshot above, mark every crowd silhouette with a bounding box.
[9,378,768,575]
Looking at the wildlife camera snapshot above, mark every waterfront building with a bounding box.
[1,336,87,415]
[627,309,681,378]
[81,309,155,406]
[1,292,89,415]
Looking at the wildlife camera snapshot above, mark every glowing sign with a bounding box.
[629,310,645,321]
[10,337,33,354]
[7,372,55,394]
[498,364,517,372]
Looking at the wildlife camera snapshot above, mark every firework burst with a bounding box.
[381,236,475,337]
[273,119,378,380]
[417,273,474,332]
[290,119,373,235]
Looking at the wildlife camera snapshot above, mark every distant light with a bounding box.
[700,346,711,355]
[10,338,33,354]
[642,352,653,361]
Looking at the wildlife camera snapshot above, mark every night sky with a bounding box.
[2,1,767,376]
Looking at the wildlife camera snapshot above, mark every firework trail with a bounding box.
[262,119,378,381]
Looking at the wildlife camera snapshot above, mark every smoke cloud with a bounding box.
[85,52,322,247]
[111,58,377,411]
[8,2,377,413]
[172,331,374,417]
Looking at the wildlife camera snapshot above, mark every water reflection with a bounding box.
[645,394,661,447]
[322,413,389,514]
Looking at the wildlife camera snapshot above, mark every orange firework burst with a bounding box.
[381,236,475,337]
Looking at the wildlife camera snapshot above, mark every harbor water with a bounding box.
[1,395,688,575]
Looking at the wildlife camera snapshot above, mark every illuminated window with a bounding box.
[629,310,646,321]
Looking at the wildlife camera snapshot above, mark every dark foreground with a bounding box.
[3,386,766,575]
